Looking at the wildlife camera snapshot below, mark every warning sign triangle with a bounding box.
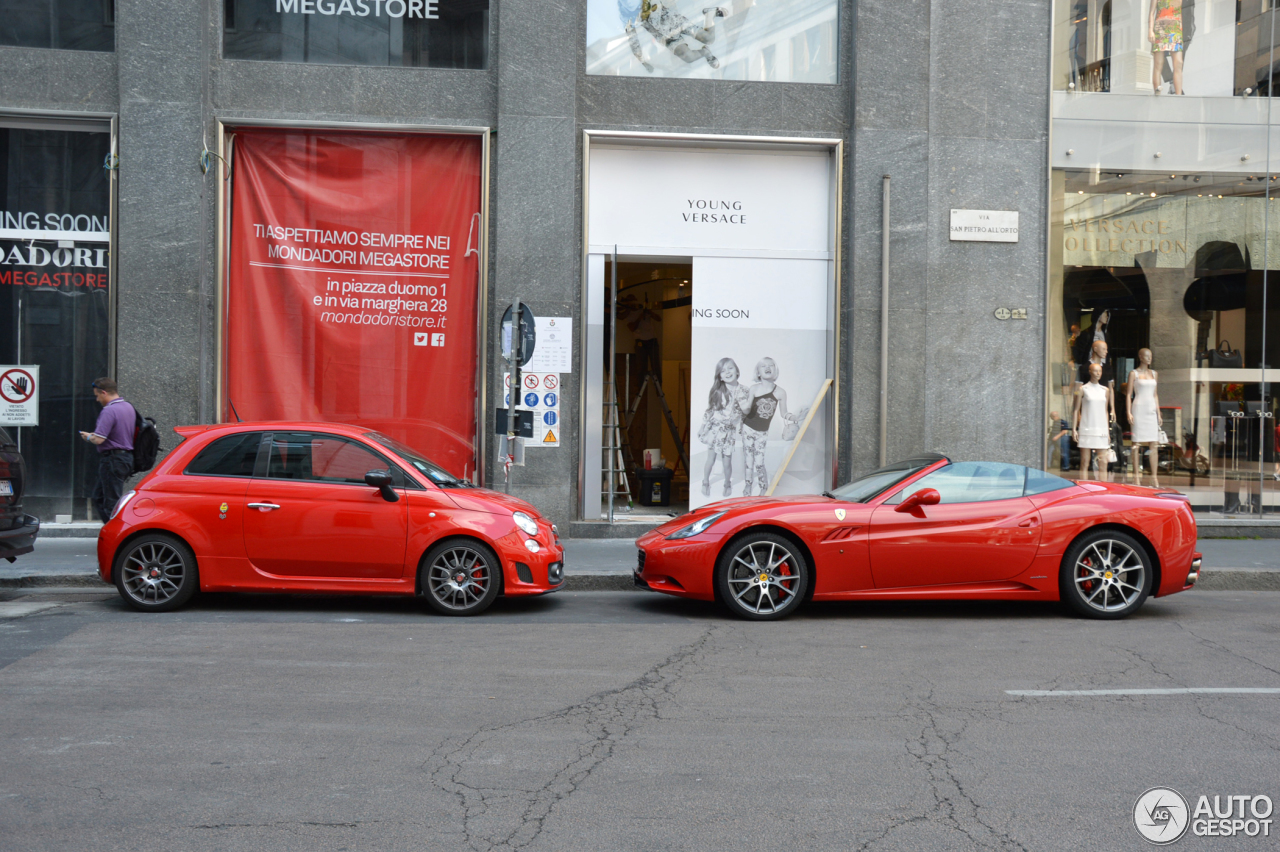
[543,430,557,443]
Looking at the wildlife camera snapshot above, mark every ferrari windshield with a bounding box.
[829,457,942,503]
[366,432,471,488]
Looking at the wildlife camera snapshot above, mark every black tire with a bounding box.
[715,532,809,621]
[419,539,502,616]
[1059,529,1153,620]
[113,533,199,613]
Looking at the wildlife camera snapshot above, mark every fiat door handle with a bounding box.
[248,502,281,512]
[1018,518,1039,528]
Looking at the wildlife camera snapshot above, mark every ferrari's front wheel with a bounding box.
[1059,530,1152,619]
[715,533,808,621]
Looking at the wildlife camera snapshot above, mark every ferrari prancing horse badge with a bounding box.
[834,508,846,521]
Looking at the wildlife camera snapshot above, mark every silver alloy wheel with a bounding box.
[1073,538,1146,613]
[726,539,802,615]
[427,546,492,611]
[121,541,187,605]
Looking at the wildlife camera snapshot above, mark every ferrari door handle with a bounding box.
[1018,518,1039,528]
[248,502,281,512]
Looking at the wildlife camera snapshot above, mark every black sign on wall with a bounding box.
[223,0,489,68]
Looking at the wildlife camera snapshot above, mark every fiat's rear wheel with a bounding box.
[114,534,199,613]
[1060,530,1152,619]
[715,533,808,621]
[420,539,501,616]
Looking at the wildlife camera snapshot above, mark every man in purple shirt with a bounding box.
[80,378,137,522]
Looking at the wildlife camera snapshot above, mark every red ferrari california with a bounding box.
[98,423,563,615]
[635,454,1201,620]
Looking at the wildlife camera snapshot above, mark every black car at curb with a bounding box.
[0,427,40,561]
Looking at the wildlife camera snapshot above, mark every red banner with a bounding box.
[226,130,482,477]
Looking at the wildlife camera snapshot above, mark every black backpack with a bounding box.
[132,411,160,475]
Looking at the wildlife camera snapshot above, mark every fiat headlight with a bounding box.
[666,511,726,540]
[110,490,136,520]
[513,511,539,537]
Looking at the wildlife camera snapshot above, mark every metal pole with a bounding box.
[505,296,520,493]
[608,246,619,523]
[879,175,891,466]
[1259,6,1275,514]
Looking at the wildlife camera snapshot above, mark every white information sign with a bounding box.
[522,317,572,373]
[949,209,1019,242]
[0,365,39,426]
[503,371,561,448]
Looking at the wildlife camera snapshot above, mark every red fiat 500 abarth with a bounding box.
[636,454,1201,621]
[98,423,563,615]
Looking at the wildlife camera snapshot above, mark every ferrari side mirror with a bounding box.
[895,488,940,513]
[365,469,400,502]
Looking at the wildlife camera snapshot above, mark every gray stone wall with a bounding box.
[849,0,1051,475]
[0,0,1053,525]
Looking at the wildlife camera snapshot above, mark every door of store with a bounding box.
[581,135,841,520]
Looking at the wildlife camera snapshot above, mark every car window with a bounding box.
[1024,467,1075,496]
[185,432,264,478]
[829,457,941,503]
[266,433,393,486]
[893,462,1027,504]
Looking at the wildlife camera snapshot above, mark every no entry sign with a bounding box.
[0,366,39,426]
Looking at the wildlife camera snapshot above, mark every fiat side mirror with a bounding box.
[365,469,399,502]
[895,488,940,513]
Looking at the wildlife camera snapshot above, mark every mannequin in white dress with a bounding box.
[1125,348,1161,487]
[1073,362,1116,480]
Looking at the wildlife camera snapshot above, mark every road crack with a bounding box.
[428,625,715,851]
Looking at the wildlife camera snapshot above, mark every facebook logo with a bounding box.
[431,333,446,346]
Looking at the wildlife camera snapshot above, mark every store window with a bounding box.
[586,0,837,82]
[0,0,114,51]
[0,123,113,520]
[1053,0,1237,95]
[223,0,488,68]
[1049,170,1278,514]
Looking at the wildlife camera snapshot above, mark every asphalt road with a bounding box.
[1,588,1278,851]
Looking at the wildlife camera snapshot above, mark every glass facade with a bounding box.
[223,0,488,68]
[0,125,112,520]
[1051,0,1280,516]
[585,0,837,82]
[0,0,114,51]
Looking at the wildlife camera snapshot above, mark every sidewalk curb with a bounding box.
[1,572,1276,592]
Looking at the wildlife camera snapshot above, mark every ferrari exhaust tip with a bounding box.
[1186,557,1202,586]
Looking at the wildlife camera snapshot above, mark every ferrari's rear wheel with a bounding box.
[1059,530,1152,619]
[420,539,501,616]
[715,533,808,621]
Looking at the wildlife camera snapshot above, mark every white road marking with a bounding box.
[0,602,62,619]
[1007,688,1280,696]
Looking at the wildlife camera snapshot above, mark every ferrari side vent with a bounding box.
[821,526,861,542]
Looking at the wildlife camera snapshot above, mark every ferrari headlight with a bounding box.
[666,511,727,540]
[110,490,136,520]
[513,511,539,536]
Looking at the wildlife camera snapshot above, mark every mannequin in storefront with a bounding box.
[1149,0,1185,95]
[1125,348,1161,487]
[1072,309,1110,369]
[1073,362,1116,481]
[1076,338,1115,393]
